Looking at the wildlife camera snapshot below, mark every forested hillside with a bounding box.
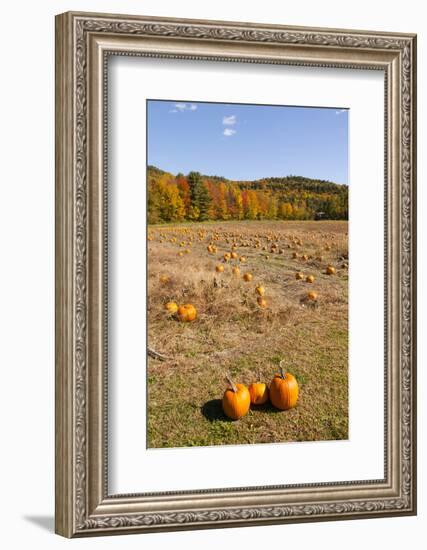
[147,165,348,223]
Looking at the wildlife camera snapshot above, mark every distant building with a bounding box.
[315,211,326,220]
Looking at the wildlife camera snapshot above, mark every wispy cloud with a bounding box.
[222,114,237,125]
[335,109,347,115]
[170,103,198,113]
[222,114,237,137]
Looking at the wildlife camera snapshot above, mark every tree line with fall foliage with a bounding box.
[147,165,348,224]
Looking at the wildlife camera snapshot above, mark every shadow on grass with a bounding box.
[251,401,284,414]
[202,398,284,421]
[201,399,232,422]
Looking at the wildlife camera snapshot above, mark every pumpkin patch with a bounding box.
[148,219,348,448]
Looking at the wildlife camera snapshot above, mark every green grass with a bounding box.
[147,314,348,448]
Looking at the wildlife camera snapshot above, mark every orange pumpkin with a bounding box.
[222,376,251,420]
[326,265,336,275]
[307,291,318,301]
[306,275,315,283]
[269,364,298,410]
[232,266,241,277]
[164,301,178,314]
[257,297,267,308]
[295,272,304,280]
[249,381,269,405]
[215,264,224,273]
[177,304,197,322]
[243,273,253,282]
[255,285,265,296]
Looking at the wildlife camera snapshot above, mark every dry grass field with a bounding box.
[147,220,348,448]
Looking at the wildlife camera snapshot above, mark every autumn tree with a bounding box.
[216,182,228,220]
[227,185,244,220]
[176,174,191,216]
[267,194,279,219]
[148,173,185,222]
[279,202,293,219]
[245,190,260,220]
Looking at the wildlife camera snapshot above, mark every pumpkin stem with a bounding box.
[225,373,238,393]
[279,360,286,379]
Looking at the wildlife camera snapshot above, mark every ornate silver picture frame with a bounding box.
[55,11,417,537]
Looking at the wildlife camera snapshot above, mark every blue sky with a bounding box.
[147,100,348,184]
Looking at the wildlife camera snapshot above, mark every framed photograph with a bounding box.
[55,11,417,537]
